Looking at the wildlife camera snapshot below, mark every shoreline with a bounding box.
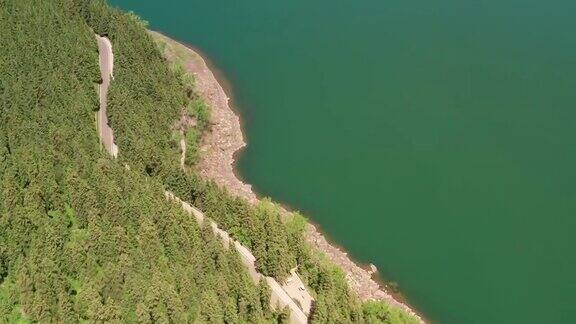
[150,30,425,323]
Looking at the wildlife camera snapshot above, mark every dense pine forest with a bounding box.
[0,0,418,322]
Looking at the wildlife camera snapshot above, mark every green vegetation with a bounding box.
[0,0,274,322]
[0,0,419,322]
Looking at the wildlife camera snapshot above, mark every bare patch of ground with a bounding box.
[172,108,197,132]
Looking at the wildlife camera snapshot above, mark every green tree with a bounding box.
[198,290,224,323]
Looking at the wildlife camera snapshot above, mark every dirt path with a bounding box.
[149,31,424,323]
[164,192,308,324]
[96,35,118,157]
[180,131,186,168]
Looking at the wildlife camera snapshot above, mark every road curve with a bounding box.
[96,35,118,157]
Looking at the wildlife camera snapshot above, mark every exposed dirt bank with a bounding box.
[150,30,424,322]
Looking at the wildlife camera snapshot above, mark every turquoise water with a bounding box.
[111,0,576,322]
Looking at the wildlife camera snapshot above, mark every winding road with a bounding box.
[96,35,118,157]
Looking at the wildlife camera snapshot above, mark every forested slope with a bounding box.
[0,0,418,322]
[0,1,274,322]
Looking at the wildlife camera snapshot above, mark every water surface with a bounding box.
[111,0,576,322]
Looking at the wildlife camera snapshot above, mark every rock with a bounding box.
[369,263,378,274]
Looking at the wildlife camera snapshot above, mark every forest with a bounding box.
[0,0,418,322]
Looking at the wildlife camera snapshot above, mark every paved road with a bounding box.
[96,35,118,157]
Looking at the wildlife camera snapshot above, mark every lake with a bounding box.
[110,0,576,322]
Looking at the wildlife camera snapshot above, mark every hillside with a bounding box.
[0,0,418,323]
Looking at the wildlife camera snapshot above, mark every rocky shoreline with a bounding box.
[150,31,423,322]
